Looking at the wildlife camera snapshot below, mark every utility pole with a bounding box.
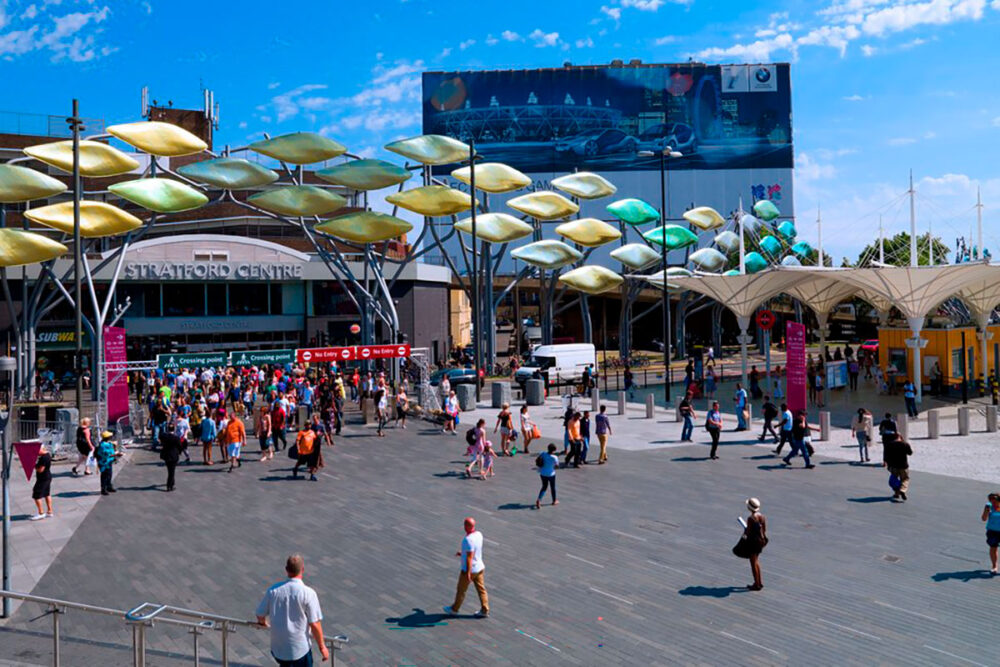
[908,170,917,267]
[468,140,480,401]
[817,204,823,267]
[977,187,983,260]
[879,215,884,265]
[68,100,84,416]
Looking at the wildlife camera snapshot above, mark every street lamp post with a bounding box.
[1,354,17,618]
[467,140,482,402]
[639,148,682,405]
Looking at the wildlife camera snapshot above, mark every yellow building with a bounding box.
[449,289,471,347]
[878,325,1000,388]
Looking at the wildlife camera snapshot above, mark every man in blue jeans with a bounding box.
[902,378,918,417]
[734,383,748,431]
[256,554,329,666]
[678,391,696,442]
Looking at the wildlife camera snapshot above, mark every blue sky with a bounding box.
[2,0,999,261]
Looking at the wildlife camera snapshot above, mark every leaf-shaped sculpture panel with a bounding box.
[791,241,814,258]
[451,163,530,193]
[631,267,691,289]
[24,140,140,177]
[777,220,797,241]
[177,158,279,190]
[740,214,759,234]
[507,191,578,221]
[109,178,209,213]
[781,255,802,266]
[744,251,769,274]
[0,229,67,267]
[0,164,67,203]
[107,121,208,157]
[723,269,740,276]
[386,185,474,217]
[610,243,661,269]
[248,186,346,217]
[714,230,741,254]
[25,201,143,237]
[250,132,347,165]
[315,212,413,244]
[606,198,659,225]
[558,266,624,295]
[454,213,533,243]
[385,134,471,166]
[753,199,780,221]
[759,235,782,257]
[555,218,621,247]
[689,247,727,272]
[551,172,617,199]
[511,240,583,269]
[316,159,411,191]
[643,224,698,250]
[683,206,725,231]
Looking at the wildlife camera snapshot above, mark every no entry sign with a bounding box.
[756,309,775,330]
[296,345,410,364]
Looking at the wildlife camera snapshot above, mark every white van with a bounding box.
[515,343,596,388]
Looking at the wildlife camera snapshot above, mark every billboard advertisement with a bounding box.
[422,63,792,173]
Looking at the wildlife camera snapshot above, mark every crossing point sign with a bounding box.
[157,352,228,370]
[228,349,295,367]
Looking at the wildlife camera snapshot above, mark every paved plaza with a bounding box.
[1,401,999,667]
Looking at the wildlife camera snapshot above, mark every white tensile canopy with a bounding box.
[669,268,810,388]
[958,276,1000,378]
[783,276,857,357]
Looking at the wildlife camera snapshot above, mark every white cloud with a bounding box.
[485,34,499,45]
[600,5,621,21]
[459,38,476,50]
[992,116,1000,127]
[923,131,937,139]
[815,147,859,159]
[797,152,838,182]
[860,0,987,37]
[861,44,878,55]
[269,84,328,122]
[888,136,917,146]
[20,4,38,20]
[843,93,866,101]
[654,35,676,45]
[621,0,664,10]
[695,33,796,62]
[268,81,281,90]
[0,3,117,62]
[529,28,559,47]
[501,30,521,41]
[575,36,595,48]
[437,46,451,58]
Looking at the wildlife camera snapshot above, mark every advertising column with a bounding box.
[785,321,807,415]
[103,326,129,425]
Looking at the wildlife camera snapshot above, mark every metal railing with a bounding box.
[0,590,349,667]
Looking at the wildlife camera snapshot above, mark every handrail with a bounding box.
[2,589,350,667]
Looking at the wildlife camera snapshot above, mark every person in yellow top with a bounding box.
[224,411,246,473]
[292,425,320,482]
[565,412,583,468]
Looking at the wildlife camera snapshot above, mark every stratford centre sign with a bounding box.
[123,261,303,281]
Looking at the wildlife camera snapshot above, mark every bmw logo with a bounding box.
[754,68,771,83]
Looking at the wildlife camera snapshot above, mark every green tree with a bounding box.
[851,231,950,268]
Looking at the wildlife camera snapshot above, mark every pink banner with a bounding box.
[104,325,129,424]
[785,321,807,415]
[14,440,42,481]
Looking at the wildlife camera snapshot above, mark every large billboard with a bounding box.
[422,63,792,173]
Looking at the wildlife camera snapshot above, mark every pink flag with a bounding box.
[14,440,42,481]
[785,322,807,415]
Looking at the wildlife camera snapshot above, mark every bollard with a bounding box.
[958,406,970,435]
[927,409,940,439]
[525,379,545,406]
[617,391,626,416]
[645,394,655,419]
[988,405,998,433]
[819,411,830,442]
[361,398,372,424]
[591,388,600,413]
[897,413,908,441]
[490,382,511,408]
[456,384,477,411]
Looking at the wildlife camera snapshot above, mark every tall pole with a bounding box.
[659,151,670,404]
[879,215,884,264]
[1,356,15,618]
[909,170,917,267]
[469,140,480,401]
[817,205,823,267]
[977,187,983,260]
[738,196,746,275]
[70,100,84,416]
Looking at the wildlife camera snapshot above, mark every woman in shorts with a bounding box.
[494,402,514,456]
[224,410,246,473]
[395,386,408,429]
[519,405,536,455]
[981,493,1000,574]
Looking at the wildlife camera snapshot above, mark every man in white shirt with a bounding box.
[443,517,489,618]
[256,554,329,665]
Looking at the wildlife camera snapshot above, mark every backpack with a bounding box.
[465,428,477,446]
[535,454,545,468]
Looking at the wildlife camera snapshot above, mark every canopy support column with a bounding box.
[976,312,992,385]
[905,316,927,404]
[736,314,752,390]
[816,311,830,359]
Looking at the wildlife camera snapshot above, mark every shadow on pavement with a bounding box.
[757,464,789,471]
[678,585,746,598]
[497,503,535,511]
[432,471,465,478]
[672,456,710,462]
[847,496,893,503]
[54,490,99,498]
[932,570,996,582]
[385,608,452,628]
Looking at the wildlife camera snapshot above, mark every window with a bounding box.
[888,348,907,374]
[269,283,283,315]
[163,284,205,317]
[206,284,226,316]
[229,283,267,316]
[143,284,161,317]
[192,251,229,261]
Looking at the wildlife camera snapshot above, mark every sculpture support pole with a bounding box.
[737,314,752,390]
[70,99,83,415]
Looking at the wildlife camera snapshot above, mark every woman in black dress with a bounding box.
[30,444,53,521]
[742,497,768,591]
